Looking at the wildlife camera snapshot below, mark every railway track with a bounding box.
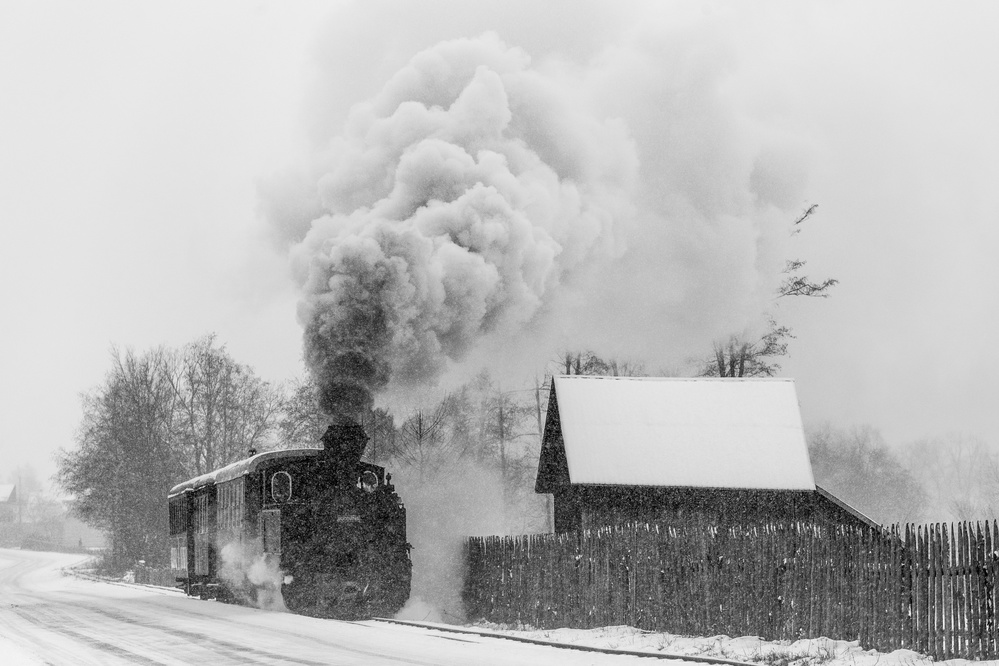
[371,617,759,665]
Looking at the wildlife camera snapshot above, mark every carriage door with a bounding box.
[261,509,281,557]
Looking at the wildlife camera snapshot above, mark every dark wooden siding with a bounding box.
[535,384,569,493]
[191,486,217,576]
[552,485,875,533]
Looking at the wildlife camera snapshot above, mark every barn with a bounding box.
[535,376,875,533]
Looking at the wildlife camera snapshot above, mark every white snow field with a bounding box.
[0,548,694,665]
[0,548,978,666]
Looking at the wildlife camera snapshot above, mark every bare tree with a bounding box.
[777,205,839,298]
[555,350,646,377]
[902,434,999,522]
[57,346,182,568]
[807,423,928,525]
[701,204,836,377]
[278,375,326,448]
[703,317,792,378]
[459,373,550,533]
[393,397,461,483]
[57,336,297,571]
[170,335,283,474]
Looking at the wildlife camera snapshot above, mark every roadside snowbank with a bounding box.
[472,623,950,666]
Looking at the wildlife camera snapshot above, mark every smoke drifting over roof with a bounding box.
[284,34,638,413]
[268,23,809,410]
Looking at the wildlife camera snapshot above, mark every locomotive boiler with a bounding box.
[167,420,411,619]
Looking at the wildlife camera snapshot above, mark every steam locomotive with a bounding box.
[167,420,411,619]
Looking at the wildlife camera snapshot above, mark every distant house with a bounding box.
[0,485,17,523]
[535,376,875,533]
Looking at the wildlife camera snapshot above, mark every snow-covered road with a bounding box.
[0,548,698,665]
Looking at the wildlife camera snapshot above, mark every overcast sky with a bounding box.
[2,0,997,488]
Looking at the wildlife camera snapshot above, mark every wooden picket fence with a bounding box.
[463,521,999,660]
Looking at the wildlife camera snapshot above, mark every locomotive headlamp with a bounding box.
[358,470,378,493]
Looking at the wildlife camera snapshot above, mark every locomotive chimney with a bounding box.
[320,418,368,469]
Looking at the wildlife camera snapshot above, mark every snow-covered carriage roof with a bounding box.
[536,376,815,492]
[0,484,15,503]
[168,448,320,498]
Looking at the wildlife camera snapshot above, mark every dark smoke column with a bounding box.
[302,264,392,420]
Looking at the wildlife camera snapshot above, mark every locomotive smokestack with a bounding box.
[320,419,368,469]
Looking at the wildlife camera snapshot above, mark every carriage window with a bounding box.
[270,471,292,502]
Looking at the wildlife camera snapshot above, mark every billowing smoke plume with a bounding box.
[265,15,815,404]
[286,34,637,412]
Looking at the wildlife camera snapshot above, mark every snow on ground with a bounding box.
[0,632,47,666]
[467,622,972,666]
[7,549,670,665]
[49,555,991,666]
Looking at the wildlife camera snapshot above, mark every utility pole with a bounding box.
[498,392,506,533]
[534,379,543,436]
[498,394,506,482]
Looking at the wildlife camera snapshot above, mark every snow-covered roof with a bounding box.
[0,484,15,502]
[168,448,320,498]
[540,376,815,491]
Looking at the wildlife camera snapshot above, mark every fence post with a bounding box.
[936,523,945,660]
[975,522,986,659]
[945,524,954,659]
[985,520,995,659]
[957,523,971,656]
[895,525,902,650]
[912,524,921,654]
[987,521,997,659]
